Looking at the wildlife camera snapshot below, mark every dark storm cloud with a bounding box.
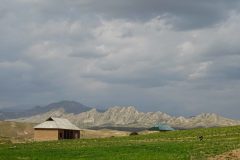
[15,0,240,29]
[81,0,240,29]
[82,62,186,88]
[4,0,239,29]
[0,0,240,118]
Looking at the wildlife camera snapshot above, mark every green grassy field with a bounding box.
[0,126,240,160]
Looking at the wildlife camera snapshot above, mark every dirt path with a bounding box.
[208,149,240,160]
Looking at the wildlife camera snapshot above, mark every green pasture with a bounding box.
[0,126,240,160]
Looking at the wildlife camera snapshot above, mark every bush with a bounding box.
[129,132,139,136]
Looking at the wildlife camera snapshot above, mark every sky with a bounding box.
[1,0,240,118]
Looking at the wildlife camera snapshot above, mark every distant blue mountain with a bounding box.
[0,101,93,120]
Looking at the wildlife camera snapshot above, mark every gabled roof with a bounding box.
[34,117,80,130]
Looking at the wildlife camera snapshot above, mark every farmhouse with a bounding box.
[34,117,80,141]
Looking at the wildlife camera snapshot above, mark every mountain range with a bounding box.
[4,101,240,130]
[0,101,92,120]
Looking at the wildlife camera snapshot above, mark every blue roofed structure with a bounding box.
[149,123,175,131]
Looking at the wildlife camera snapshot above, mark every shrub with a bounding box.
[129,132,139,136]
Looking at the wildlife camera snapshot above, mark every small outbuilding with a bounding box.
[34,117,80,141]
[149,123,175,131]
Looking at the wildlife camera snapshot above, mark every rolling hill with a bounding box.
[0,121,35,143]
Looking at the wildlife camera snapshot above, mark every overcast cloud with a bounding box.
[1,0,240,118]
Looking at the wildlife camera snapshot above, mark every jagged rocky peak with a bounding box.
[107,106,138,113]
[175,116,187,121]
[49,108,66,116]
[7,102,240,129]
[194,113,220,122]
[121,106,139,114]
[84,108,98,114]
[197,113,218,117]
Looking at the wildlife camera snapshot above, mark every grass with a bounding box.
[0,126,240,160]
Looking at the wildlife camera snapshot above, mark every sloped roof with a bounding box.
[149,124,175,131]
[34,117,80,130]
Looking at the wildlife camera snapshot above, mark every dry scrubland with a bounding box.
[0,125,240,159]
[0,121,129,141]
[0,121,35,143]
[0,121,155,141]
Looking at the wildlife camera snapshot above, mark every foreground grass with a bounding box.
[0,126,240,160]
